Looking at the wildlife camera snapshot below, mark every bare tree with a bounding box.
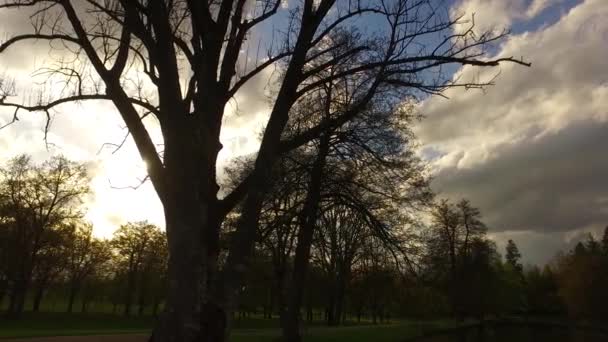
[0,1,528,339]
[256,156,308,321]
[314,205,367,326]
[280,71,432,338]
[425,198,488,317]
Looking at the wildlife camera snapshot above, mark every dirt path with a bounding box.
[3,335,148,342]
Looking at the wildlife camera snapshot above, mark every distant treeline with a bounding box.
[0,155,166,318]
[1,154,607,325]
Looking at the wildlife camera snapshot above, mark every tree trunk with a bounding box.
[7,276,28,318]
[333,270,348,326]
[150,191,228,342]
[0,286,5,310]
[124,270,136,316]
[275,268,288,328]
[333,293,343,326]
[32,284,45,312]
[81,296,88,313]
[282,134,330,342]
[326,281,336,326]
[218,161,291,339]
[152,296,160,316]
[326,305,333,326]
[306,304,313,323]
[150,64,312,340]
[138,283,146,316]
[67,284,78,313]
[265,286,273,319]
[150,216,205,341]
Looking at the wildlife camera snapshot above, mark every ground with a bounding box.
[0,313,456,341]
[2,336,146,342]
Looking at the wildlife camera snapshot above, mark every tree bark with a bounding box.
[150,206,207,341]
[282,134,330,342]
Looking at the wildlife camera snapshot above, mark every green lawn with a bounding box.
[0,313,456,341]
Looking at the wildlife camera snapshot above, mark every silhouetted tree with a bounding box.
[602,226,608,255]
[456,200,487,260]
[111,221,162,316]
[554,234,608,318]
[0,1,528,339]
[31,226,70,312]
[64,222,111,313]
[425,198,488,316]
[278,59,432,338]
[353,240,400,324]
[459,238,500,319]
[255,155,307,320]
[505,239,523,274]
[524,265,562,315]
[0,155,90,317]
[136,227,168,316]
[314,205,366,326]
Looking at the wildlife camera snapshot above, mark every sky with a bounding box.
[1,0,607,266]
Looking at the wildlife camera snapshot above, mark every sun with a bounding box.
[85,153,164,238]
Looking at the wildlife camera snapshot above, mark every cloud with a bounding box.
[218,65,277,176]
[417,0,608,264]
[432,121,608,233]
[526,0,557,18]
[450,0,562,33]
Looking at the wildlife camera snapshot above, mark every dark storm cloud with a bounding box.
[434,121,608,233]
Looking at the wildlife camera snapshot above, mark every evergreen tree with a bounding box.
[505,239,523,273]
[601,226,608,255]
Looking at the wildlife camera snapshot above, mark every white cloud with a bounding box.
[451,0,562,33]
[419,0,608,157]
[526,0,556,18]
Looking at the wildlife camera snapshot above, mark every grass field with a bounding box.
[0,313,152,339]
[0,313,456,341]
